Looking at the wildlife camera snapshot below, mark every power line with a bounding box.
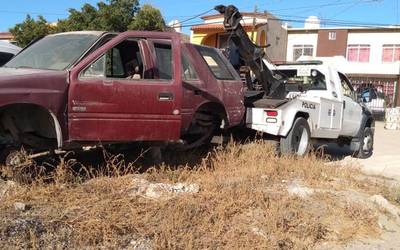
[176,0,390,29]
[181,16,396,29]
[173,8,214,26]
[329,0,364,19]
[243,0,378,13]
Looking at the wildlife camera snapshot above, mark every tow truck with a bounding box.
[216,5,374,158]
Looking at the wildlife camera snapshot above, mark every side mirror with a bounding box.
[356,93,363,103]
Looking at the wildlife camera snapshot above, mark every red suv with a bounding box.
[0,31,245,157]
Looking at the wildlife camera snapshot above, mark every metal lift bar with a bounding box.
[214,4,286,99]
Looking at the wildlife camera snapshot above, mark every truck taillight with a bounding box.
[265,110,278,117]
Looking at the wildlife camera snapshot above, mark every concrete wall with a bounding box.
[264,18,287,62]
[316,29,348,57]
[286,32,318,61]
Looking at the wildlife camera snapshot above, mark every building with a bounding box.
[287,22,400,107]
[190,11,287,61]
[0,32,15,43]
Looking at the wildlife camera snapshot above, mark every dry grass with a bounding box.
[0,141,390,249]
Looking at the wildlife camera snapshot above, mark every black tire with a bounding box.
[178,112,220,151]
[354,127,373,159]
[0,146,30,168]
[280,117,311,156]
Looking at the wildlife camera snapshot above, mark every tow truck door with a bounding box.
[67,32,182,142]
[338,73,363,136]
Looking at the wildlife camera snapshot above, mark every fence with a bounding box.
[349,76,398,120]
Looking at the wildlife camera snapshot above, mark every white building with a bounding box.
[287,21,400,107]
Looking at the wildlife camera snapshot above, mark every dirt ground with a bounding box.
[319,121,400,249]
[0,127,399,249]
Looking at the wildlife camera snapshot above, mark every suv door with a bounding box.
[339,73,363,136]
[68,32,182,142]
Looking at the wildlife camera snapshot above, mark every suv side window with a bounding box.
[82,39,146,80]
[154,43,172,80]
[195,45,234,80]
[182,54,198,81]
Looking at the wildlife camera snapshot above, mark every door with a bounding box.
[68,33,182,142]
[318,98,342,130]
[180,49,206,131]
[339,73,363,136]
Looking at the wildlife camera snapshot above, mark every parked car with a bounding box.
[0,31,245,164]
[0,41,21,66]
[360,87,386,120]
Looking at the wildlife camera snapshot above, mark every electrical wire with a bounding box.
[181,17,395,29]
[172,8,214,26]
[242,0,377,13]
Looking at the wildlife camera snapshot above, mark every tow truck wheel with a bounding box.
[280,117,311,156]
[354,127,373,159]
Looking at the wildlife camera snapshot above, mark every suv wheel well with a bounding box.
[0,104,60,150]
[196,102,228,127]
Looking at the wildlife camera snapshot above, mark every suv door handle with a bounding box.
[158,92,174,101]
[343,100,346,109]
[103,80,113,86]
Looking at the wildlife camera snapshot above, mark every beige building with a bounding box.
[190,12,287,61]
[0,32,15,43]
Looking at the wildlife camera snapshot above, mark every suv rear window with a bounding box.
[195,46,234,80]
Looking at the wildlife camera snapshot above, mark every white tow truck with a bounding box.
[216,4,374,158]
[246,60,374,158]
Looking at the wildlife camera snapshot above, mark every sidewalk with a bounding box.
[339,122,400,181]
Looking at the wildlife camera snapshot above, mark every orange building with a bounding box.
[190,12,288,62]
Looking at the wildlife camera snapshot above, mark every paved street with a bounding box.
[329,122,400,181]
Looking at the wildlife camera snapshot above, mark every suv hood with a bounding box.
[0,67,68,89]
[0,67,69,113]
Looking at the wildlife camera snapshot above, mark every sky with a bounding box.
[0,0,398,33]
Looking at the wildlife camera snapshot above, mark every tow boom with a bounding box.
[215,4,286,99]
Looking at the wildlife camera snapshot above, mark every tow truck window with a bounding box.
[339,73,356,100]
[82,39,146,80]
[274,69,327,92]
[195,46,234,80]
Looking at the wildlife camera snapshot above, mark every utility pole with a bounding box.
[251,4,258,43]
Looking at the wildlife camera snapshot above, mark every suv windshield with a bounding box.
[5,33,99,70]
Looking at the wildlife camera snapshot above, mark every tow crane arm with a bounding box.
[215,4,286,99]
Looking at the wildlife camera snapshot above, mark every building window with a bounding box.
[217,33,230,49]
[382,45,400,62]
[328,31,336,40]
[347,44,370,62]
[293,45,314,61]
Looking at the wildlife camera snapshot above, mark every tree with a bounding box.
[10,15,54,47]
[129,4,165,31]
[56,0,140,32]
[55,4,101,32]
[10,0,166,47]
